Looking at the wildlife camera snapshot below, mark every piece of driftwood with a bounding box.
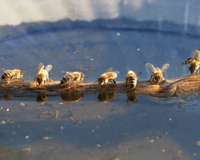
[0,74,200,99]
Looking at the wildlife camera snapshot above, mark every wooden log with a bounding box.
[0,74,200,98]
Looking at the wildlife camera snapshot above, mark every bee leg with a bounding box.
[104,79,108,86]
[113,79,116,86]
[148,75,153,83]
[68,83,73,89]
[125,78,128,86]
[6,79,10,85]
[33,77,36,83]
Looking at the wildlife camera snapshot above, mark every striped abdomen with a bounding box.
[61,75,72,84]
[1,72,12,80]
[127,76,137,88]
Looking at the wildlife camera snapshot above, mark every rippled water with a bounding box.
[0,25,200,160]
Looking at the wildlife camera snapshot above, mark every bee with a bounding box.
[146,63,169,84]
[1,69,23,81]
[97,88,116,103]
[33,63,52,87]
[60,71,85,86]
[98,68,120,88]
[125,70,141,89]
[182,49,200,75]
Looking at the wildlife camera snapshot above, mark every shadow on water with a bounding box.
[0,17,200,159]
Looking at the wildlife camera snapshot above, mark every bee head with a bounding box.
[155,76,161,82]
[98,78,104,87]
[189,65,195,74]
[130,84,135,88]
[37,77,43,85]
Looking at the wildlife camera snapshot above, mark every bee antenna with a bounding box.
[84,75,91,80]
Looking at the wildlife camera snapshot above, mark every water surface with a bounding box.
[0,23,200,160]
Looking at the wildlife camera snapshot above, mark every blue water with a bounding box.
[0,23,200,159]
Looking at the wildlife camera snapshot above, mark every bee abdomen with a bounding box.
[61,77,70,84]
[1,73,6,79]
[1,73,9,79]
[128,77,136,88]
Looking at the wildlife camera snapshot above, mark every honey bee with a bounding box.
[146,63,169,84]
[1,69,23,81]
[33,63,52,87]
[125,70,141,89]
[97,88,116,103]
[98,68,120,88]
[182,49,200,75]
[60,71,85,86]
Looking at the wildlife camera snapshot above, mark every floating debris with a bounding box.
[19,103,25,107]
[196,141,200,146]
[1,120,6,124]
[193,153,197,156]
[43,136,52,140]
[55,110,59,119]
[148,139,154,143]
[96,144,101,148]
[23,148,31,152]
[116,32,120,36]
[25,135,29,139]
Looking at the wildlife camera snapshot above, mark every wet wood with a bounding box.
[0,74,200,98]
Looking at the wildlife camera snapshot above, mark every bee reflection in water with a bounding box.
[126,90,138,106]
[60,89,84,104]
[98,88,116,103]
[36,91,47,105]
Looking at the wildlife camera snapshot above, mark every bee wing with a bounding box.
[192,49,200,60]
[66,72,72,75]
[38,63,44,72]
[4,70,13,74]
[132,74,137,79]
[105,68,113,73]
[161,63,170,73]
[45,65,52,72]
[146,63,156,73]
[113,71,120,75]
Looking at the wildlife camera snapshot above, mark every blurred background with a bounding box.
[0,0,200,80]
